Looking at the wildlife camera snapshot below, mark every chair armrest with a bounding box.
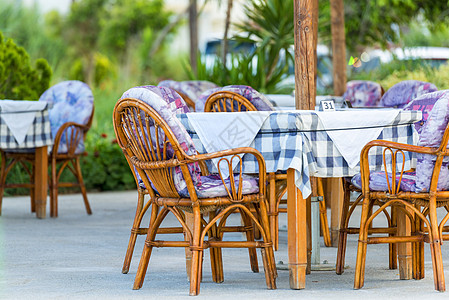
[359,140,438,194]
[186,147,267,197]
[52,122,90,155]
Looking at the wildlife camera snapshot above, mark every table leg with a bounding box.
[287,168,307,289]
[35,146,48,219]
[397,205,413,279]
[326,178,344,247]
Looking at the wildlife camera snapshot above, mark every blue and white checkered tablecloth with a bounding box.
[0,109,53,150]
[178,110,422,198]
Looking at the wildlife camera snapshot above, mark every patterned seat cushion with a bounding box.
[402,90,449,134]
[343,80,383,107]
[120,86,201,194]
[196,85,274,112]
[39,80,94,154]
[415,93,449,192]
[379,80,438,108]
[158,80,219,102]
[178,174,259,198]
[351,171,416,192]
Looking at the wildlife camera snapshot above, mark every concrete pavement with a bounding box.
[1,190,448,299]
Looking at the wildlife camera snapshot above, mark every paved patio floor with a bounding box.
[1,190,448,299]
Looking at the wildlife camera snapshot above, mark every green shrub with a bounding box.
[81,133,136,191]
[0,31,52,100]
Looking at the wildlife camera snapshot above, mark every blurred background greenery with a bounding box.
[2,0,449,193]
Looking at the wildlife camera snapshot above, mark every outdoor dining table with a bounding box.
[0,100,53,219]
[178,108,422,289]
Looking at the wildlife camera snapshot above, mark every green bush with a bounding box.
[81,133,136,192]
[351,59,449,91]
[0,31,52,100]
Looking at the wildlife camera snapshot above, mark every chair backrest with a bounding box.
[158,80,219,110]
[117,86,201,197]
[379,80,438,108]
[196,85,274,112]
[39,80,94,153]
[403,90,449,134]
[414,92,449,192]
[342,80,383,107]
[204,91,258,112]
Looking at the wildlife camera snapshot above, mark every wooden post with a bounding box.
[327,0,346,246]
[294,0,318,110]
[330,0,346,96]
[189,0,198,74]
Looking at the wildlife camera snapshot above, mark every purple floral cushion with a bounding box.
[39,80,94,154]
[403,90,449,134]
[178,174,259,198]
[195,85,274,112]
[133,85,191,114]
[415,93,449,192]
[120,86,201,194]
[343,80,383,107]
[158,80,219,103]
[379,80,438,108]
[351,171,416,192]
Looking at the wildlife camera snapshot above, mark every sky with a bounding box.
[22,0,71,14]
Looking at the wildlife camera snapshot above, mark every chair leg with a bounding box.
[268,175,278,250]
[412,205,424,280]
[0,153,7,216]
[189,207,204,296]
[388,206,398,270]
[317,178,331,247]
[133,204,162,290]
[257,198,277,289]
[354,196,371,289]
[30,163,35,213]
[122,189,146,274]
[74,158,92,215]
[208,210,224,283]
[428,203,445,292]
[242,206,259,273]
[50,157,58,218]
[336,181,352,275]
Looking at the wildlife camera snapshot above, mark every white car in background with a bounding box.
[358,46,449,72]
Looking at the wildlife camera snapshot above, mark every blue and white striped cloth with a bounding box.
[0,105,53,150]
[178,110,422,198]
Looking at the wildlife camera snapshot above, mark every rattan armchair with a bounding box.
[352,92,449,291]
[0,80,94,217]
[114,88,276,295]
[204,88,331,250]
[336,90,446,275]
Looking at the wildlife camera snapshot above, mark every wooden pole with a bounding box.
[294,0,318,110]
[330,0,346,96]
[328,0,347,246]
[189,0,198,74]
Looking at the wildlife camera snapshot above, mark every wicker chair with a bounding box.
[119,85,198,274]
[113,87,276,296]
[379,80,438,108]
[0,80,94,217]
[158,80,219,111]
[342,80,384,107]
[336,90,447,275]
[204,87,332,250]
[350,91,449,291]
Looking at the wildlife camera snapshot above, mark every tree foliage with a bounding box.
[98,0,171,57]
[0,32,52,100]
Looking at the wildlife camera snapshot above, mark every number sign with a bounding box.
[320,100,336,112]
